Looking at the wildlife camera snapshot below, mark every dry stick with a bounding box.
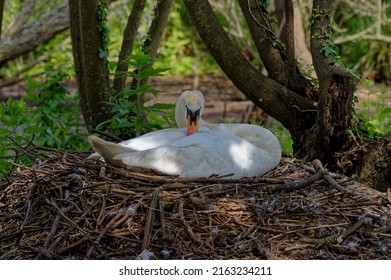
[51,203,97,255]
[159,201,169,256]
[313,159,378,204]
[85,193,137,257]
[178,199,202,245]
[260,172,322,192]
[112,202,141,229]
[90,129,123,142]
[312,159,347,193]
[303,213,376,246]
[254,241,277,260]
[36,205,74,259]
[142,188,160,251]
[58,237,90,254]
[86,209,125,258]
[96,194,107,227]
[46,199,96,246]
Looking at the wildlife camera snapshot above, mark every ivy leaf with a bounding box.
[98,48,106,59]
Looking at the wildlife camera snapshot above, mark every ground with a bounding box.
[0,149,390,260]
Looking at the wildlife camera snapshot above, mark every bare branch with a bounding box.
[183,0,315,129]
[113,0,147,94]
[284,0,295,68]
[0,3,69,66]
[238,0,312,94]
[0,0,6,43]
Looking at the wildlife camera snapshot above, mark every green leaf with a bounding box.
[148,103,175,110]
[140,67,171,79]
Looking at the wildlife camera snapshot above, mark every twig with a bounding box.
[313,159,347,193]
[51,203,96,254]
[36,205,74,259]
[142,188,160,251]
[6,135,36,161]
[91,129,123,142]
[45,199,95,246]
[255,241,277,260]
[259,172,321,191]
[86,208,125,258]
[178,199,202,245]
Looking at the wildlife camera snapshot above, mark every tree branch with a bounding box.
[237,0,312,94]
[113,0,147,94]
[0,0,5,43]
[131,0,174,88]
[284,0,295,68]
[0,3,69,66]
[184,0,315,129]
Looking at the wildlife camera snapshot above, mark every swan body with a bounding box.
[89,90,281,178]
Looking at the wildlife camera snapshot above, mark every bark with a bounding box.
[237,0,312,94]
[284,0,295,68]
[183,0,315,131]
[142,0,174,60]
[113,0,147,94]
[0,0,4,43]
[305,0,356,163]
[69,0,112,131]
[0,2,69,67]
[358,134,391,192]
[275,0,314,72]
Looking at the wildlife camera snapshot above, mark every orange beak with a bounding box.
[186,106,201,136]
[187,115,199,135]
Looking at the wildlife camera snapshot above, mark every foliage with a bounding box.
[249,119,293,154]
[0,68,88,178]
[97,53,175,137]
[98,0,110,59]
[154,1,221,75]
[333,1,391,83]
[352,80,391,142]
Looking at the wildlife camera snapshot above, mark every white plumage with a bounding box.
[88,90,281,178]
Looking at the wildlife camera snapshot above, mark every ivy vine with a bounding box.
[97,0,109,59]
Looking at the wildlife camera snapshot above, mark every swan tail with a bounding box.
[88,136,134,167]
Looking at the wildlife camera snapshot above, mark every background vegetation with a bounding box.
[0,0,390,178]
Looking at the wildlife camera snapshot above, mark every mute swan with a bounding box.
[88,90,281,178]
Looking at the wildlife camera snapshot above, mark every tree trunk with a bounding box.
[301,0,356,164]
[113,0,147,95]
[69,0,112,132]
[184,0,360,170]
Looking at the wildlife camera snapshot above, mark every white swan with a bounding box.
[88,90,281,178]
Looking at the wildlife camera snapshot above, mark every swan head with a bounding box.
[175,90,205,135]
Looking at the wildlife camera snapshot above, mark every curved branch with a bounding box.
[238,0,312,94]
[0,3,69,66]
[183,0,315,129]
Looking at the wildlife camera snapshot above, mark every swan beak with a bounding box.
[186,107,200,135]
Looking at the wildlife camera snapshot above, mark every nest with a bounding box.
[1,148,390,260]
